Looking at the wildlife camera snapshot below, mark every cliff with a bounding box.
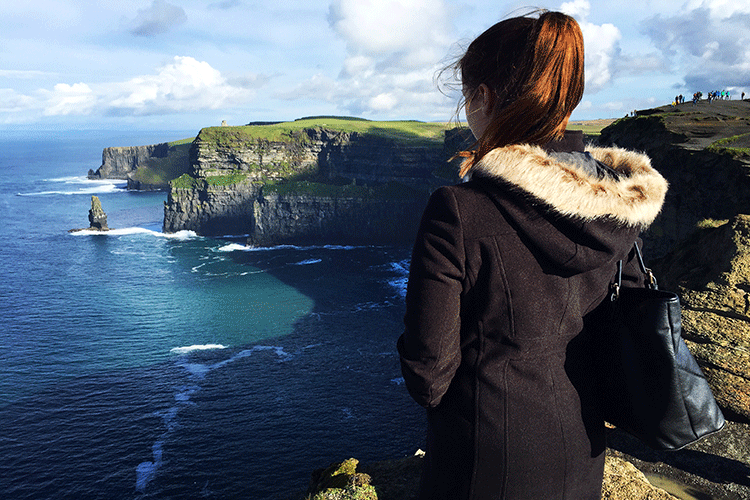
[163,118,468,244]
[596,100,750,258]
[89,140,192,191]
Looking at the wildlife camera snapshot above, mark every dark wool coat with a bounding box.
[398,134,668,500]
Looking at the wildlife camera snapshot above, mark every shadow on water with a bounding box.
[142,241,425,499]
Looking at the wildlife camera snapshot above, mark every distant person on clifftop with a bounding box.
[398,9,668,500]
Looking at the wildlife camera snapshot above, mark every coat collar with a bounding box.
[471,143,668,228]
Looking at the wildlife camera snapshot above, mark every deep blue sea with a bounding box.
[0,130,425,499]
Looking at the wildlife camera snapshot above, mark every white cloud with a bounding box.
[560,0,622,93]
[369,93,398,111]
[642,5,750,90]
[0,69,52,79]
[328,0,451,59]
[126,0,187,37]
[108,56,232,112]
[603,101,624,110]
[42,83,96,116]
[322,0,455,117]
[685,0,750,19]
[0,89,35,114]
[5,56,259,120]
[560,0,590,19]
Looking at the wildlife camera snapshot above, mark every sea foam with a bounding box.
[136,343,295,492]
[69,228,198,240]
[170,344,228,355]
[18,176,126,196]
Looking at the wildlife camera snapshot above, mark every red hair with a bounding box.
[456,11,585,177]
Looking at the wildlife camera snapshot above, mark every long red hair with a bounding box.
[456,11,585,177]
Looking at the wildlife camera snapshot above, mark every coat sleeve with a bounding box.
[397,187,465,408]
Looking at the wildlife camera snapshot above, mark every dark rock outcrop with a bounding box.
[305,458,376,500]
[651,215,750,422]
[88,195,108,230]
[596,100,750,259]
[89,144,169,180]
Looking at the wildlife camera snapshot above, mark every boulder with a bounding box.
[317,452,679,500]
[601,456,677,500]
[652,214,750,422]
[306,458,377,500]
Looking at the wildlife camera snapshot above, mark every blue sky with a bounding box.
[2,0,748,131]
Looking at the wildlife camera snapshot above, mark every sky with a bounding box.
[2,0,749,132]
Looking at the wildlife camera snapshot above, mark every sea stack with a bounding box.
[88,195,109,230]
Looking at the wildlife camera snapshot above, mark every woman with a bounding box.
[397,11,668,500]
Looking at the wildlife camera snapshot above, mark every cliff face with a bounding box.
[90,143,169,180]
[90,141,192,191]
[596,101,750,258]
[163,124,460,243]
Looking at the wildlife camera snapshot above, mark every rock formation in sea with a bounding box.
[88,195,108,230]
[162,121,469,245]
[69,195,110,233]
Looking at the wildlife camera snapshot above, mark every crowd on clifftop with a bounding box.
[673,90,746,106]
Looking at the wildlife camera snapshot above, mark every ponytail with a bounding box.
[456,11,584,177]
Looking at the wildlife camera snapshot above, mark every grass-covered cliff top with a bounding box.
[599,99,750,154]
[196,117,450,147]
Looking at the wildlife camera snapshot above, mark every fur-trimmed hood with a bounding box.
[471,143,668,228]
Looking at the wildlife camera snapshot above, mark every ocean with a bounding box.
[0,130,426,499]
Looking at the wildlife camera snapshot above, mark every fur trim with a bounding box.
[471,144,668,227]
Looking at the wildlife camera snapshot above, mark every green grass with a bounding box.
[196,118,450,147]
[706,132,750,155]
[170,173,200,190]
[167,137,195,146]
[565,123,610,136]
[205,171,249,186]
[170,171,250,189]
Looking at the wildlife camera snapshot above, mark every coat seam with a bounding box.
[549,362,568,499]
[501,360,509,498]
[491,237,515,339]
[469,319,484,500]
[423,188,465,406]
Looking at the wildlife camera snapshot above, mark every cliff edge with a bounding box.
[162,118,468,245]
[596,99,750,258]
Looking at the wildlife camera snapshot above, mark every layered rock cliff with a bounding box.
[90,143,169,180]
[163,120,465,244]
[89,141,192,191]
[597,100,750,259]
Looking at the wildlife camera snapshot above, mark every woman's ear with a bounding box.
[477,83,494,117]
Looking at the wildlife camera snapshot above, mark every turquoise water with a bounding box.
[0,131,424,499]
